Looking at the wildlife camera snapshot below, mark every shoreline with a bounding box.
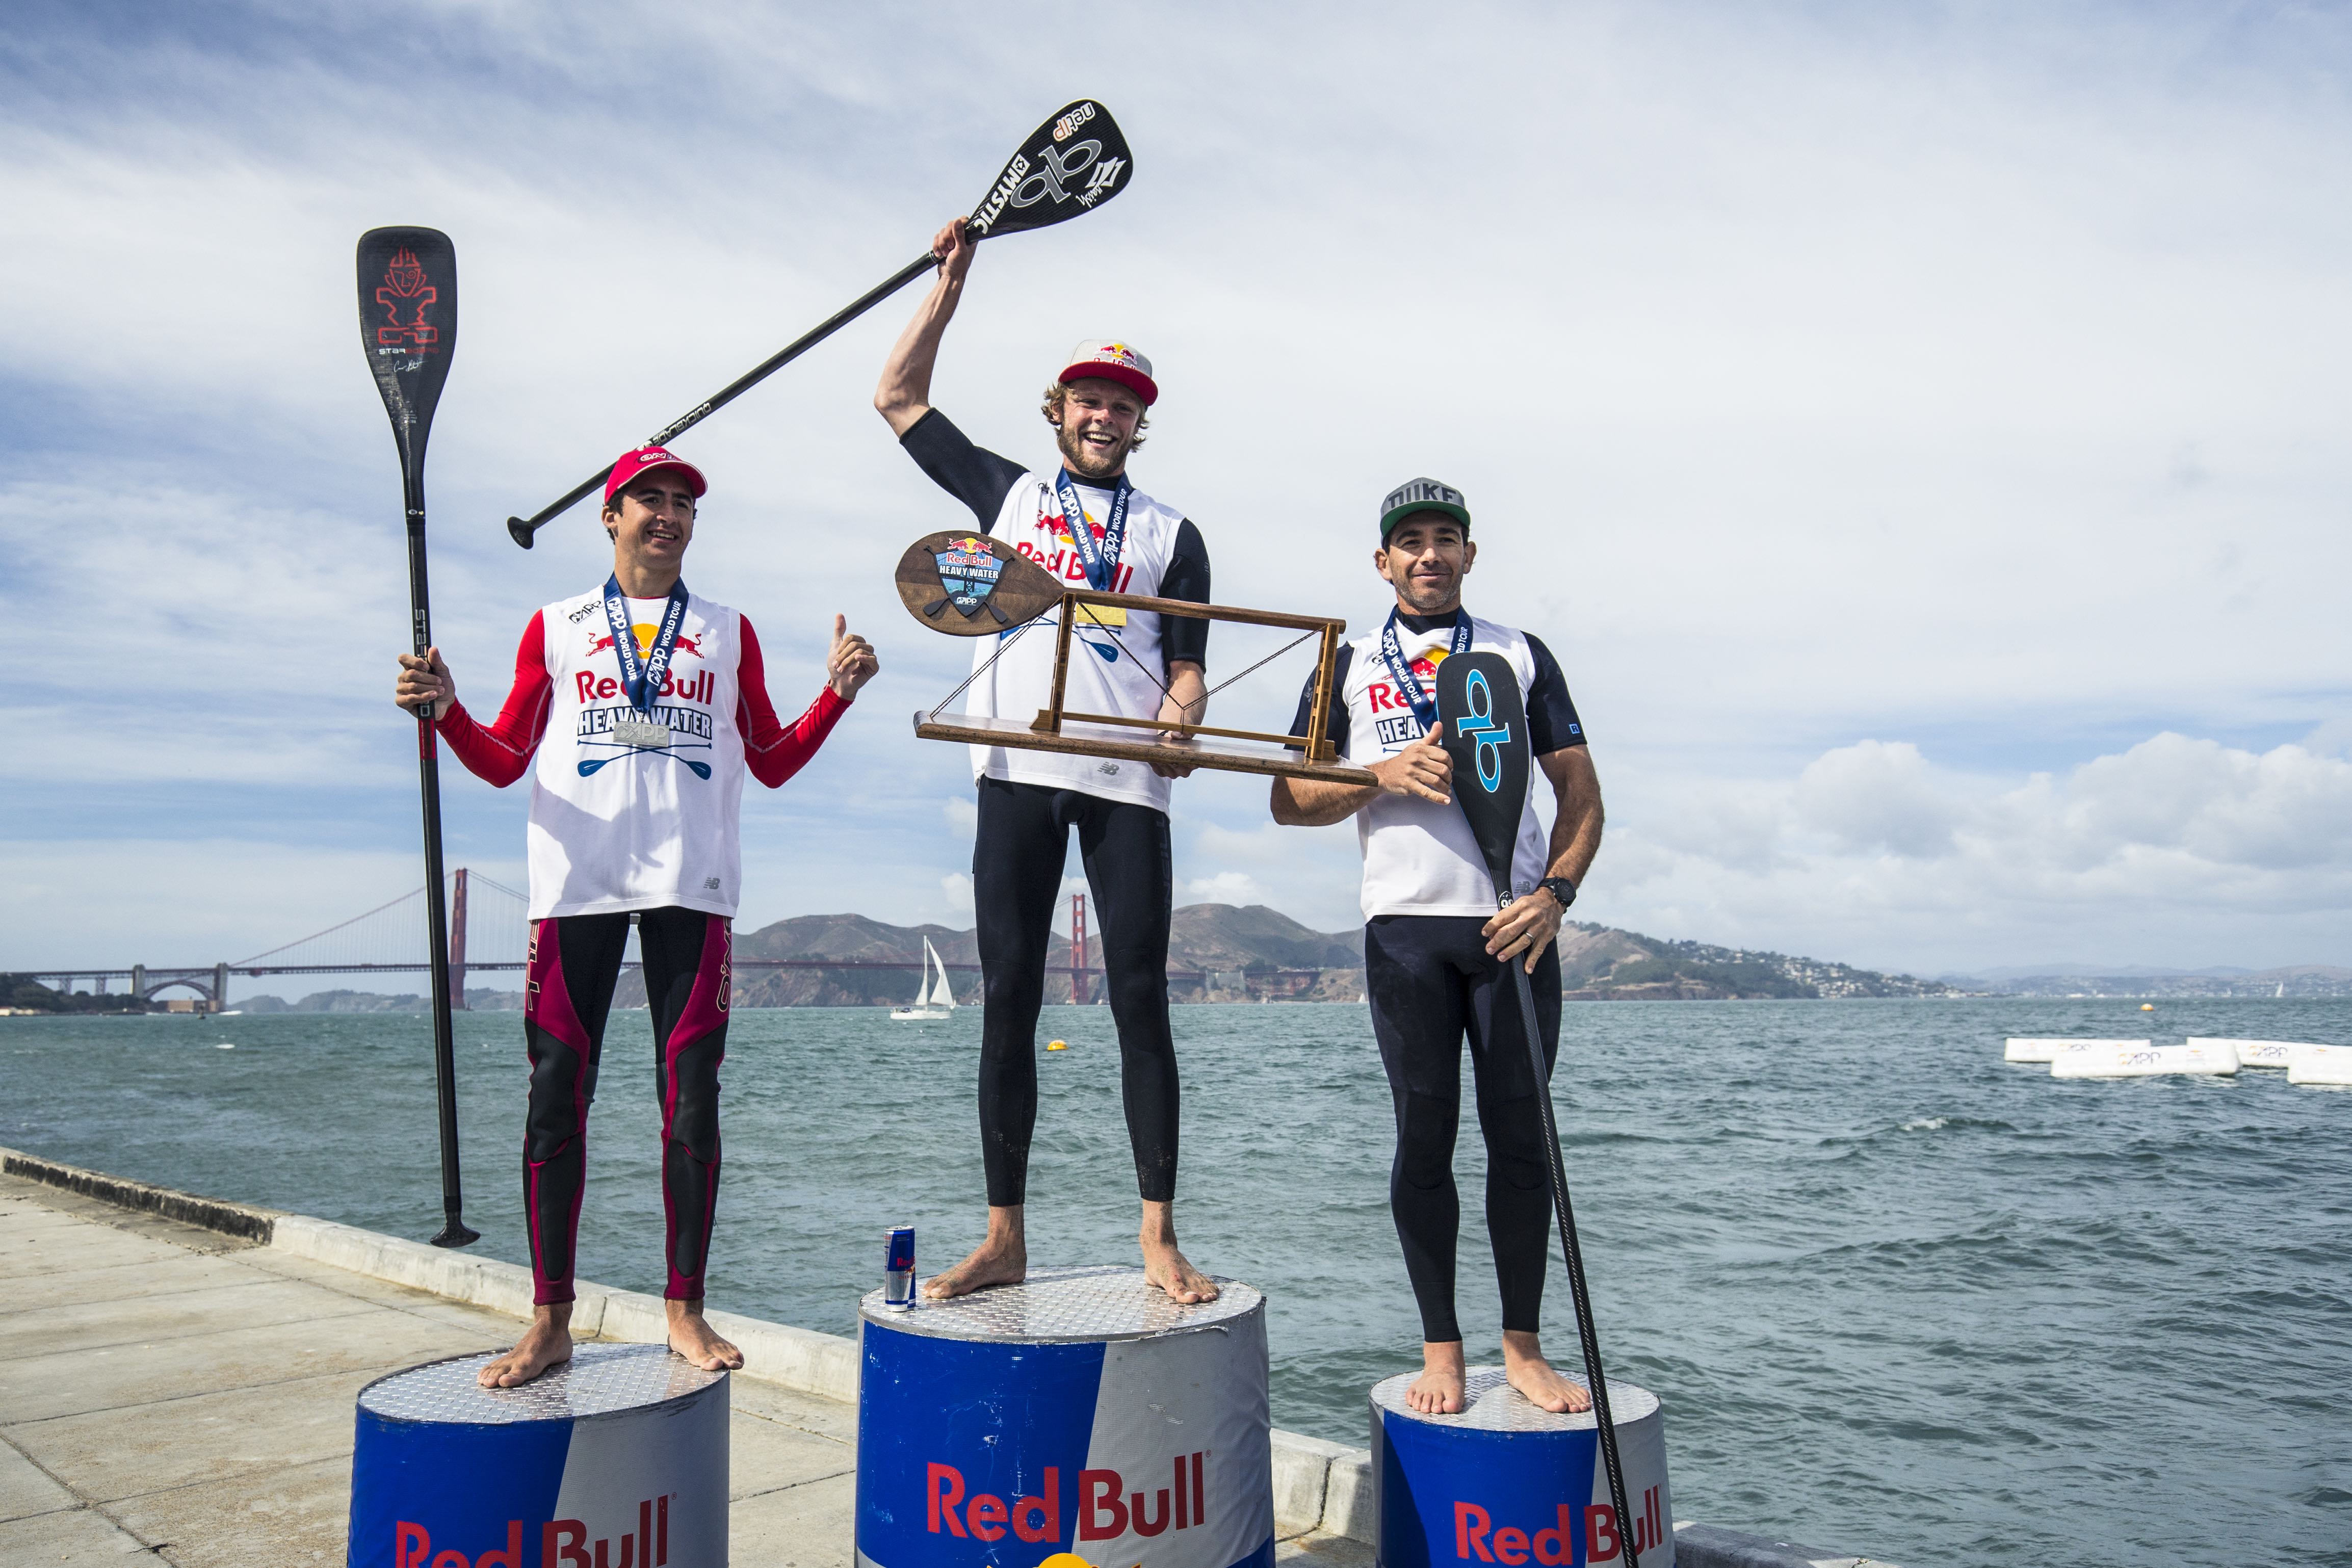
[1,1143,1905,1567]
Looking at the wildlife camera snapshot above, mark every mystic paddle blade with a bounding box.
[1434,650,1534,901]
[356,227,457,482]
[894,531,1064,634]
[966,99,1134,239]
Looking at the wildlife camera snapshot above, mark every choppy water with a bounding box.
[5,999,2348,1565]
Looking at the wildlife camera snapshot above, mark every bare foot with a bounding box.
[1406,1340,1468,1414]
[667,1299,744,1372]
[925,1206,1027,1299]
[1139,1200,1219,1303]
[480,1304,572,1388]
[1502,1329,1591,1414]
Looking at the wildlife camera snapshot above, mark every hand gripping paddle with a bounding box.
[1435,650,1639,1566]
[357,225,479,1250]
[507,99,1137,547]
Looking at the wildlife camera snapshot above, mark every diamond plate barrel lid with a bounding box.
[1371,1366,1661,1431]
[357,1342,726,1425]
[860,1263,1262,1343]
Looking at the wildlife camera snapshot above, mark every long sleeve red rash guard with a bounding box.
[435,611,848,788]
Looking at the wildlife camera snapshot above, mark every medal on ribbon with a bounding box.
[1378,608,1473,733]
[603,574,691,748]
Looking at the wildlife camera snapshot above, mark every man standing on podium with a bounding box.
[1270,478,1604,1414]
[875,216,1219,1303]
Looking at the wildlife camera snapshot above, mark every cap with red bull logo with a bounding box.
[604,446,709,507]
[1058,340,1158,405]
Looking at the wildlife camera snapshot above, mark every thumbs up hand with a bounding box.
[828,614,879,701]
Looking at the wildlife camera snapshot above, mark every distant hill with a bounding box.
[698,905,1962,1006]
[1940,964,2352,999]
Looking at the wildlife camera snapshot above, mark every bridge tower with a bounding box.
[1069,892,1089,1006]
[449,867,469,1010]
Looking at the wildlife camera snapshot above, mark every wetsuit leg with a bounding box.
[638,906,731,1301]
[1076,795,1179,1201]
[1364,914,1475,1344]
[1464,937,1564,1334]
[521,912,631,1305]
[970,777,1069,1206]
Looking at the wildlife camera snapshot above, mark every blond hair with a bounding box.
[1041,381,1149,451]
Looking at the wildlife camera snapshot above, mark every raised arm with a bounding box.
[874,218,977,437]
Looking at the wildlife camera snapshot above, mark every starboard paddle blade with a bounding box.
[356,227,457,480]
[967,100,1134,240]
[1434,650,1534,904]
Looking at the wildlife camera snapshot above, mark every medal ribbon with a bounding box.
[1052,468,1132,593]
[1378,608,1473,731]
[602,574,691,715]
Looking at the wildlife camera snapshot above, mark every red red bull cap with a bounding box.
[604,446,708,507]
[1057,340,1158,405]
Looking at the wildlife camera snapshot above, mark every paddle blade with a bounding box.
[1435,650,1534,902]
[967,100,1133,240]
[895,532,1064,634]
[356,226,457,478]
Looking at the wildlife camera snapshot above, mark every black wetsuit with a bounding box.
[902,410,1211,1206]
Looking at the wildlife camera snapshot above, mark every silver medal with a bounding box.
[613,717,674,748]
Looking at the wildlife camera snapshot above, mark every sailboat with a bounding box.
[891,938,957,1022]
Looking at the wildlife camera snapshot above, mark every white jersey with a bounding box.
[528,587,747,921]
[1330,613,1582,920]
[963,470,1190,812]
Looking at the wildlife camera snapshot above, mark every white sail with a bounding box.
[922,938,955,1010]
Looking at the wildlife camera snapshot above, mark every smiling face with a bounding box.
[1375,514,1477,615]
[603,468,698,581]
[1049,377,1146,481]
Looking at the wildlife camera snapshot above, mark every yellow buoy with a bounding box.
[1047,1039,1069,1051]
[2141,1003,2155,1011]
[1036,1555,1096,1568]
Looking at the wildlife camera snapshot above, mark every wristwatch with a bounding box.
[1535,876,1578,910]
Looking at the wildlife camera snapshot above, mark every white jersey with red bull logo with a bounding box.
[435,587,852,922]
[1290,613,1588,920]
[965,471,1190,812]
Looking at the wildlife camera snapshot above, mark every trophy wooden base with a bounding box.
[914,713,1376,785]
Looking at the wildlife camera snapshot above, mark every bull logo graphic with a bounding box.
[375,248,441,351]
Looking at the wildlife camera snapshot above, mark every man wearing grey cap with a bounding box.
[1271,478,1605,1416]
[874,216,1218,1304]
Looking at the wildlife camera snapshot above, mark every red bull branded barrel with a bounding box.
[348,1343,729,1568]
[856,1264,1273,1568]
[1370,1368,1672,1568]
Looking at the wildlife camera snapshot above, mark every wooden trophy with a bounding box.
[895,531,1375,785]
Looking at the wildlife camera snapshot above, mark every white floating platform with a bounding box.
[2050,1040,2239,1079]
[2004,1037,2147,1063]
[1371,1366,1672,1567]
[2189,1037,2323,1070]
[348,1342,728,1568]
[2288,1044,2352,1087]
[855,1265,1274,1568]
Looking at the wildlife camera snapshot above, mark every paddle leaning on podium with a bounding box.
[1270,477,1606,1417]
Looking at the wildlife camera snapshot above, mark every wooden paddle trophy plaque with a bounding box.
[895,531,1375,785]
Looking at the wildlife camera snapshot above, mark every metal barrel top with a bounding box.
[859,1263,1262,1343]
[356,1342,726,1426]
[1372,1366,1661,1432]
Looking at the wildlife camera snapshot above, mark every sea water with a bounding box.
[5,999,2347,1566]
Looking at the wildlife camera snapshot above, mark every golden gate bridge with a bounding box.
[27,882,1227,1011]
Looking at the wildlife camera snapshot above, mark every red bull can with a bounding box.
[884,1225,918,1309]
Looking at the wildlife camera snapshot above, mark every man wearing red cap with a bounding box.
[394,447,878,1386]
[874,217,1218,1303]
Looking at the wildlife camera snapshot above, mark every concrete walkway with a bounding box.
[0,1169,1372,1568]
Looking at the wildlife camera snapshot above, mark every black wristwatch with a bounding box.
[1536,876,1578,910]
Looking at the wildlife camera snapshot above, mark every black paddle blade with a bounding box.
[1435,650,1534,903]
[967,100,1133,240]
[356,227,457,478]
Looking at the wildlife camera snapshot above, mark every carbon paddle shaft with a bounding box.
[1505,943,1639,1565]
[404,485,477,1249]
[506,251,936,547]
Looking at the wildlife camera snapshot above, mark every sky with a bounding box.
[4,1,2349,981]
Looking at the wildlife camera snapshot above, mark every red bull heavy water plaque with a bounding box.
[348,1343,729,1568]
[1370,1368,1672,1568]
[856,1265,1274,1568]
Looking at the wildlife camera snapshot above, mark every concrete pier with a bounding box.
[0,1149,1899,1568]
